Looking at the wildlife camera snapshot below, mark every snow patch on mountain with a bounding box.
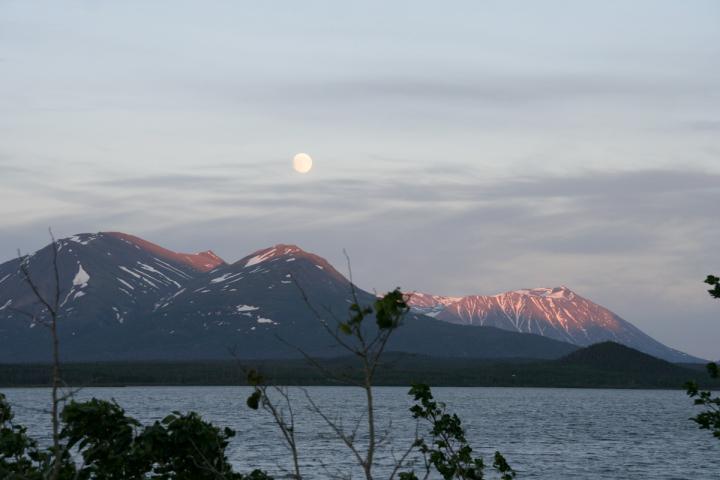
[137,262,181,288]
[68,234,98,246]
[508,286,574,300]
[152,258,193,279]
[243,245,304,268]
[117,278,134,290]
[72,264,90,288]
[236,305,260,312]
[112,306,124,324]
[211,273,241,284]
[245,249,278,267]
[119,266,141,279]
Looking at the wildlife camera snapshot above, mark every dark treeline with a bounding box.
[1,351,716,389]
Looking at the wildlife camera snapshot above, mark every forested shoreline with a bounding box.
[1,352,714,389]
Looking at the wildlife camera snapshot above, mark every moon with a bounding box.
[293,153,313,174]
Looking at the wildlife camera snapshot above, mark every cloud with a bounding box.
[12,166,719,236]
[282,73,719,109]
[93,174,236,190]
[483,169,720,198]
[682,120,720,132]
[24,166,709,274]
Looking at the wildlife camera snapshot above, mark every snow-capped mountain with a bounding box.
[142,243,580,360]
[0,233,702,363]
[0,234,578,362]
[141,243,358,358]
[406,286,700,363]
[0,232,225,360]
[154,243,351,321]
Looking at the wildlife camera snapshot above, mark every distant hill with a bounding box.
[559,341,691,375]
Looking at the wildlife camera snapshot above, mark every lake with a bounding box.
[2,386,718,479]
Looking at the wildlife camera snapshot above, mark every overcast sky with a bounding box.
[1,1,719,358]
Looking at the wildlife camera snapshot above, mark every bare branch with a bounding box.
[49,228,61,319]
[342,249,361,308]
[292,279,359,355]
[302,387,366,469]
[18,251,56,317]
[17,230,66,480]
[273,334,362,387]
[250,254,415,480]
[389,422,425,480]
[233,354,303,479]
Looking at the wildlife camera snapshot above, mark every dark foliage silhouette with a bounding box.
[684,275,720,439]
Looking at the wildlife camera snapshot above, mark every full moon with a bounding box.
[293,153,313,174]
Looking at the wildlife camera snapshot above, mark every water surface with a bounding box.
[3,386,717,479]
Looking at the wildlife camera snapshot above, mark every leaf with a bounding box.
[246,390,262,410]
[161,414,176,425]
[705,274,720,298]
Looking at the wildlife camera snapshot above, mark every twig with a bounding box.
[17,228,66,480]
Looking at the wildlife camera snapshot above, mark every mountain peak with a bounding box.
[507,286,575,299]
[233,244,348,286]
[404,292,464,309]
[404,285,704,363]
[103,232,225,272]
[239,244,314,268]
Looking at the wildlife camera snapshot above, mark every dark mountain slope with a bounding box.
[0,232,223,361]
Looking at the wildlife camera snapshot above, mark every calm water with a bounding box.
[2,386,718,479]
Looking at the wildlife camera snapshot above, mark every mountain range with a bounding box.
[406,287,694,362]
[0,232,703,363]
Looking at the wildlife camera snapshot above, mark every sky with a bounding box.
[1,0,719,358]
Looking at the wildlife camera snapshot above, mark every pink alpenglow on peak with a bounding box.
[406,286,619,337]
[405,286,697,362]
[105,232,225,272]
[242,245,304,268]
[238,244,321,268]
[234,244,349,285]
[403,292,463,317]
